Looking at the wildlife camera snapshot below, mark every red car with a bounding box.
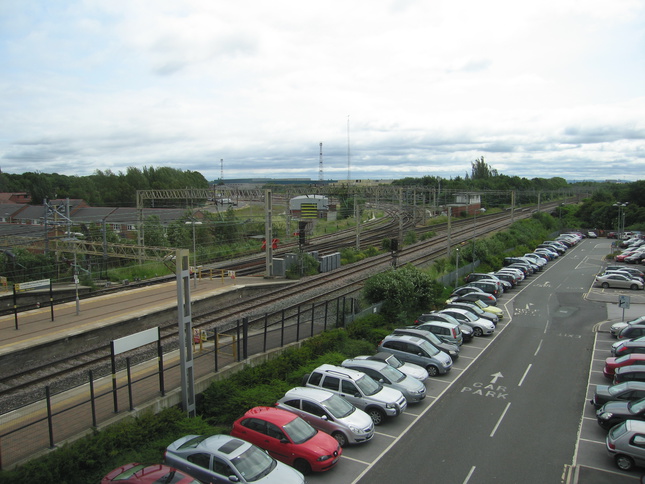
[230,406,341,474]
[616,251,637,262]
[603,354,645,379]
[102,463,199,483]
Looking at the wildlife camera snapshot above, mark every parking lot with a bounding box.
[305,238,645,483]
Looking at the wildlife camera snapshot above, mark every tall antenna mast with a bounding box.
[347,115,351,183]
[319,142,323,182]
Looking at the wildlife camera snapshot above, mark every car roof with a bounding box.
[313,363,365,380]
[242,406,298,426]
[342,358,388,371]
[284,386,335,401]
[418,318,457,328]
[615,366,645,374]
[383,334,425,344]
[179,435,251,459]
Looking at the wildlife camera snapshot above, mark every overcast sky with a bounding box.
[1,1,644,183]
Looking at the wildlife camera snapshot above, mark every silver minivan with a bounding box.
[304,364,407,426]
[276,387,374,447]
[378,334,452,377]
[341,358,427,404]
[606,419,645,471]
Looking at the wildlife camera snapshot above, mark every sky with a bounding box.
[1,0,644,183]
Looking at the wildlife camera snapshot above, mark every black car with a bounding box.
[463,280,500,297]
[597,397,645,430]
[613,366,645,385]
[590,382,645,409]
[618,324,645,341]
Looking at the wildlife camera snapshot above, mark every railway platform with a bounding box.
[0,274,291,361]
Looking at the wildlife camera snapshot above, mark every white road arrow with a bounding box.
[490,372,504,384]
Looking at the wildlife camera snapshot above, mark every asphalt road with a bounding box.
[296,238,645,484]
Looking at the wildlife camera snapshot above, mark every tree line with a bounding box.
[0,166,209,206]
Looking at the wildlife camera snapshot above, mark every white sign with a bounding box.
[113,327,159,355]
[15,279,50,291]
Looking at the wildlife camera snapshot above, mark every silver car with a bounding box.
[611,316,645,337]
[276,387,374,447]
[438,308,495,337]
[341,358,427,404]
[354,352,429,380]
[164,434,305,484]
[595,273,644,290]
[606,419,645,471]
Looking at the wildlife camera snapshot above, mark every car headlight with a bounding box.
[317,454,333,461]
[386,403,396,409]
[599,412,613,420]
[348,425,362,434]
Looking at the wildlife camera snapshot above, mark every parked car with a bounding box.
[595,273,643,290]
[611,316,645,337]
[436,308,495,336]
[341,358,427,403]
[413,315,465,345]
[447,291,498,306]
[617,251,639,263]
[354,351,430,380]
[450,285,486,298]
[276,387,374,447]
[458,297,504,319]
[303,364,407,425]
[612,338,645,358]
[101,463,200,484]
[230,406,342,474]
[614,367,645,385]
[619,325,645,341]
[590,382,645,409]
[493,271,519,288]
[625,252,645,264]
[378,333,453,377]
[603,354,645,379]
[603,270,645,283]
[463,280,502,297]
[587,231,598,238]
[606,266,645,280]
[164,434,305,484]
[445,300,499,325]
[606,419,645,471]
[597,397,645,430]
[390,327,460,360]
[522,253,547,268]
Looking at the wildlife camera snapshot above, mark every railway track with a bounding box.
[0,203,554,407]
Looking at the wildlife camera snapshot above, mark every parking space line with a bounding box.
[518,364,532,387]
[341,455,372,466]
[578,437,605,446]
[373,431,397,439]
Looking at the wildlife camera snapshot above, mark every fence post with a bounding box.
[126,357,134,411]
[280,309,285,347]
[45,386,55,448]
[324,300,328,331]
[310,303,315,337]
[296,305,301,342]
[242,317,249,360]
[89,370,97,428]
[214,331,219,372]
[236,320,241,362]
[263,313,268,352]
[158,344,165,397]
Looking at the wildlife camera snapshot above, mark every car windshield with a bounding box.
[322,393,355,419]
[356,374,382,396]
[231,445,277,482]
[283,416,317,444]
[384,354,403,369]
[473,300,489,309]
[615,355,632,364]
[608,383,628,396]
[418,339,440,356]
[380,364,405,383]
[628,398,645,414]
[423,331,443,346]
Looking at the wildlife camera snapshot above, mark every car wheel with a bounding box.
[332,431,348,447]
[294,458,312,475]
[426,365,439,377]
[367,407,386,426]
[474,327,483,337]
[601,282,609,288]
[615,454,634,471]
[630,284,639,290]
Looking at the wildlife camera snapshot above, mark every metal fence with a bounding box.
[0,290,363,470]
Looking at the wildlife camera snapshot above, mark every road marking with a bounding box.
[342,455,372,465]
[490,402,511,437]
[463,466,476,484]
[490,371,503,384]
[518,364,532,387]
[534,339,543,356]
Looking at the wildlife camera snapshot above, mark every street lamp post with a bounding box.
[455,248,460,287]
[185,220,202,288]
[613,202,627,240]
[472,207,485,262]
